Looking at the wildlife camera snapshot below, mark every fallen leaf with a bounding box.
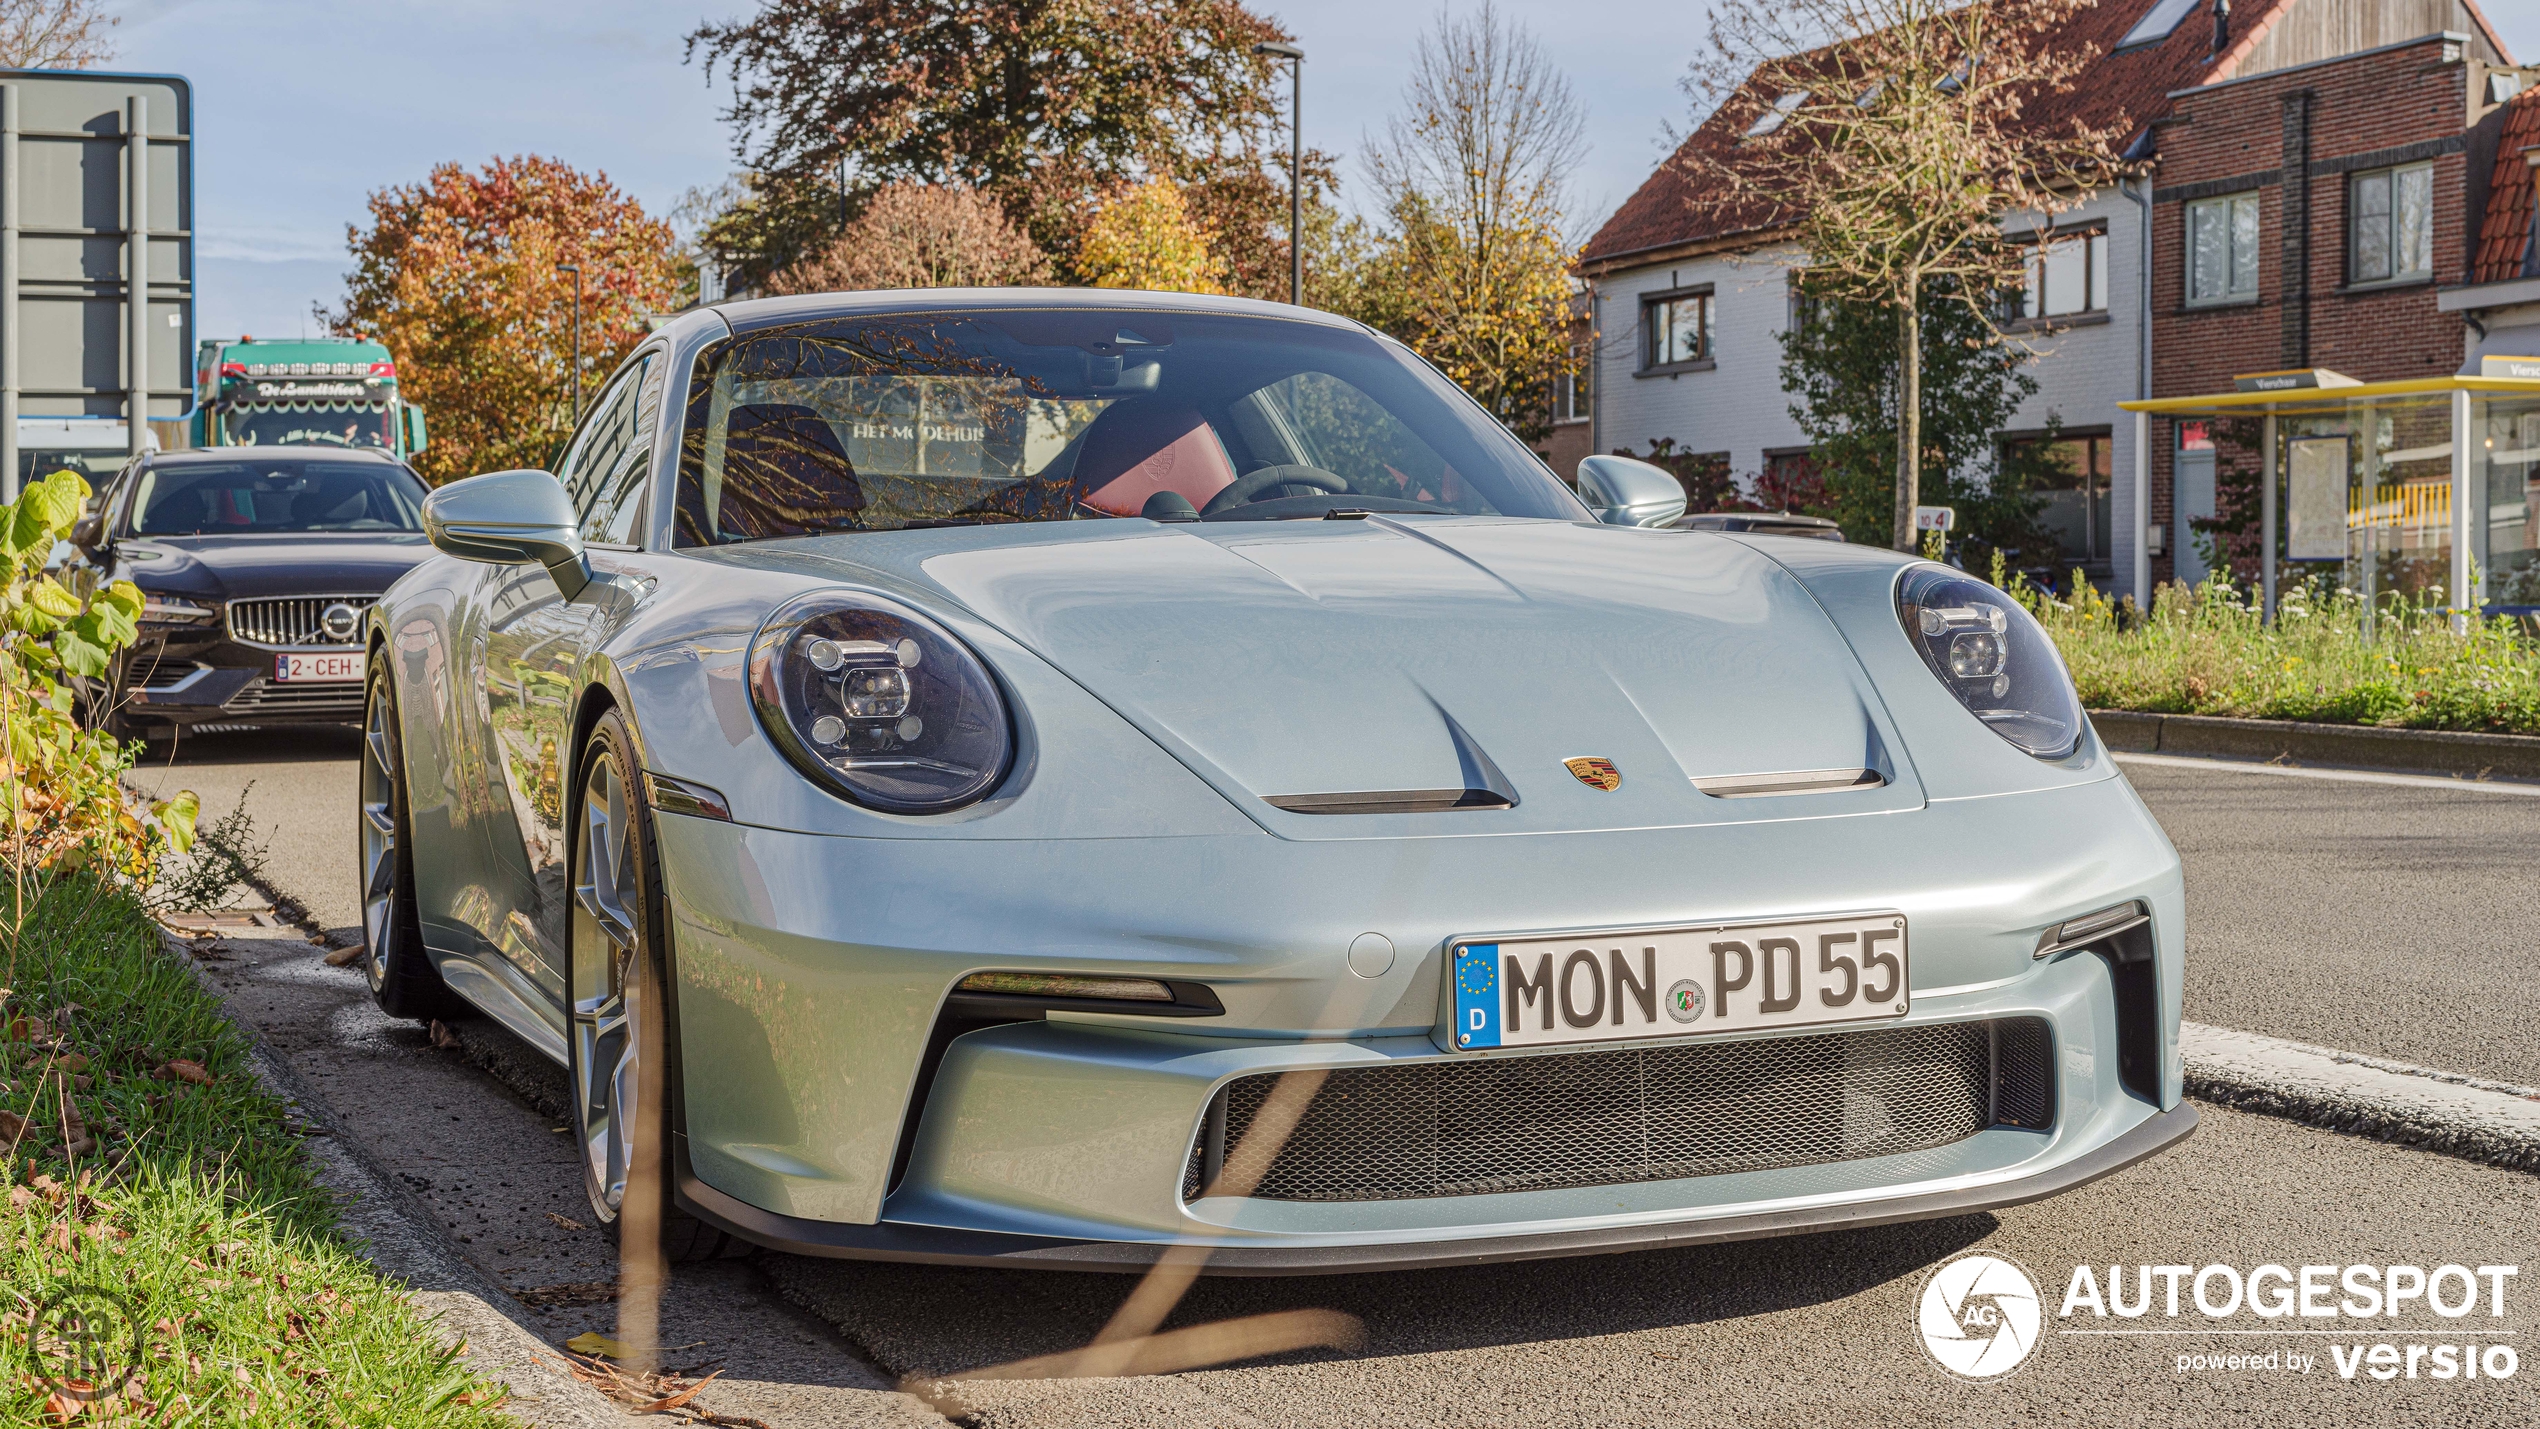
[47,1053,88,1074]
[634,1369,722,1413]
[322,946,363,967]
[564,1331,626,1359]
[542,1211,586,1232]
[0,1110,30,1142]
[160,1060,212,1086]
[428,1021,461,1050]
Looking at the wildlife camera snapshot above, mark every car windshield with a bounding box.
[125,460,427,536]
[673,307,1587,544]
[223,406,393,450]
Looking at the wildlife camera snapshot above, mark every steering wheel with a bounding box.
[1201,464,1351,516]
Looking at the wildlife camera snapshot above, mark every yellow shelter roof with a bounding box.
[2118,375,2540,418]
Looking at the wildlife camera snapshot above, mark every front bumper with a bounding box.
[653,772,2187,1269]
[674,1102,2197,1275]
[120,631,368,727]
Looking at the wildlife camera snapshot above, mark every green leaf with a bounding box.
[27,576,81,620]
[96,579,144,619]
[51,624,107,678]
[77,599,138,651]
[154,789,200,853]
[3,468,87,554]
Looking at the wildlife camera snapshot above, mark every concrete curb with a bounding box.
[159,931,627,1428]
[2180,1020,2540,1174]
[2092,709,2540,780]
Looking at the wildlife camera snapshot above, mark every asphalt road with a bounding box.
[131,737,2540,1425]
[2123,759,2540,1086]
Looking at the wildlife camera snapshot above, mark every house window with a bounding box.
[1554,343,1591,423]
[2185,192,2260,305]
[2010,227,2109,320]
[2349,162,2432,284]
[1642,290,1713,369]
[2007,432,2113,567]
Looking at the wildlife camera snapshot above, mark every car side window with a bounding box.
[557,357,650,541]
[599,353,669,546]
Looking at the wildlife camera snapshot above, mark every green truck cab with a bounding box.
[190,336,428,459]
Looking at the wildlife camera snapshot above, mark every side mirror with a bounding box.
[69,514,104,548]
[1575,455,1689,529]
[422,468,591,600]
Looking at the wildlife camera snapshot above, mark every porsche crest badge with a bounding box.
[1563,756,1622,791]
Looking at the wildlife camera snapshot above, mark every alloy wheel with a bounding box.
[571,750,643,1220]
[359,679,400,988]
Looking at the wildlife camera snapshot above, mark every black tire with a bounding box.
[360,658,464,1019]
[568,708,742,1263]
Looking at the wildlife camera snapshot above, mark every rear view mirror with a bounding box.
[421,468,590,599]
[1576,455,1689,529]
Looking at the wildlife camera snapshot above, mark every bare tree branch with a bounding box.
[0,0,115,70]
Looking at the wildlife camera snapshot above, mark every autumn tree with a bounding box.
[685,0,1291,288]
[0,0,114,68]
[1361,3,1582,443]
[326,156,682,485]
[767,181,1048,294]
[1075,179,1229,295]
[1680,0,2126,549]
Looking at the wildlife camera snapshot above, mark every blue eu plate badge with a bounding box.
[1454,943,1500,1048]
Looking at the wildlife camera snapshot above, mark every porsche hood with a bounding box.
[908,517,1928,837]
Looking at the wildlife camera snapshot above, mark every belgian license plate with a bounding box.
[1450,913,1907,1051]
[274,651,365,683]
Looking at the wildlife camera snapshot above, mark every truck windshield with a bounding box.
[126,460,426,536]
[224,406,392,450]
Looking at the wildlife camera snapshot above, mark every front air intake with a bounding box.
[1183,1017,2054,1203]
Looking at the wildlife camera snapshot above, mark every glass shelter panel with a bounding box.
[2472,396,2540,612]
[2275,395,2454,612]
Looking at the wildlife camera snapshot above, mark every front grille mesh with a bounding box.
[226,595,373,648]
[1184,1017,2053,1203]
[223,679,365,714]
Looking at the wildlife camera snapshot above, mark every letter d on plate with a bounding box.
[1453,944,1501,1048]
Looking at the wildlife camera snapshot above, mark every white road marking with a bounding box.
[2181,1021,2540,1169]
[2115,751,2540,797]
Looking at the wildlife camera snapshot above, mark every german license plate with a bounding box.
[274,651,365,683]
[1450,913,1907,1051]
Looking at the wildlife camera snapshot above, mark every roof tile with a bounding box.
[2472,87,2540,285]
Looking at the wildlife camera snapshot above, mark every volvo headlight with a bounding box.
[139,592,214,622]
[750,590,1012,813]
[1896,565,2082,759]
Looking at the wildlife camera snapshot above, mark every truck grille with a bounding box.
[226,595,374,648]
[1184,1017,2054,1203]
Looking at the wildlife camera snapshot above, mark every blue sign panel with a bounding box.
[1453,943,1499,1049]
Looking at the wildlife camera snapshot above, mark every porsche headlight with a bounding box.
[1896,565,2082,759]
[750,591,1012,813]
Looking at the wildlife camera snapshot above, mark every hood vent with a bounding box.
[1694,767,1885,799]
[1265,789,1515,815]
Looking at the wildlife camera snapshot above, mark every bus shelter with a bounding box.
[2119,363,2540,625]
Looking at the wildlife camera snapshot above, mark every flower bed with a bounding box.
[2022,572,2540,736]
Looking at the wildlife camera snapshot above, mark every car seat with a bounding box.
[709,403,868,540]
[1072,402,1237,517]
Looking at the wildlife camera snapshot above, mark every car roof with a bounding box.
[704,286,1377,338]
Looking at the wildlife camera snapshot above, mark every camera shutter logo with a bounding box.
[1917,1253,2043,1380]
[25,1285,143,1403]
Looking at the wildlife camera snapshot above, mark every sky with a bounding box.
[110,0,2540,347]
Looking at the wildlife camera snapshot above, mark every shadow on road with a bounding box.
[766,1212,1997,1378]
[133,724,366,768]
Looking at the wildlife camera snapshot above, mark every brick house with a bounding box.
[2145,27,2527,591]
[1580,0,2520,603]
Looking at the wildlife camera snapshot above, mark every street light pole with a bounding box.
[558,263,583,422]
[1254,41,1305,305]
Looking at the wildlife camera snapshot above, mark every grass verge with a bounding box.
[2,874,515,1426]
[2027,573,2540,734]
